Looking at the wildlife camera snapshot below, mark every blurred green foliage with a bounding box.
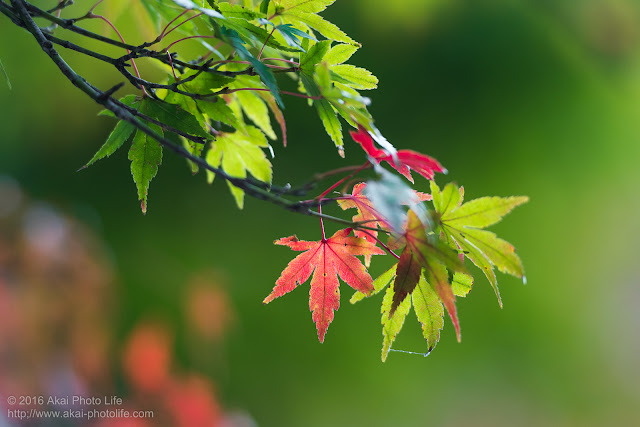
[1,0,640,425]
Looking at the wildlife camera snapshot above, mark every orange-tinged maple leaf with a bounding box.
[338,182,431,267]
[264,229,385,342]
[337,183,390,267]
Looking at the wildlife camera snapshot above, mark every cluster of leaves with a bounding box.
[2,0,529,360]
[83,0,378,211]
[265,128,528,360]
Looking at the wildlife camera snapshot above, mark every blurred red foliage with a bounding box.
[0,178,248,427]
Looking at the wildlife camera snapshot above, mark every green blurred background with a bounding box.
[2,0,640,426]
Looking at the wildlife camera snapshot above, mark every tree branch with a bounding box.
[5,0,383,233]
[2,0,385,235]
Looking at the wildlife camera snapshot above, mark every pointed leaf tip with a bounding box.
[317,328,326,343]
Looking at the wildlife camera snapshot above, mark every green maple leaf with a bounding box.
[161,92,208,174]
[352,262,464,362]
[351,210,469,360]
[145,98,211,140]
[380,267,445,362]
[83,95,141,169]
[83,120,136,169]
[324,43,359,65]
[300,40,332,74]
[302,75,343,153]
[198,98,241,129]
[218,2,264,20]
[231,76,279,140]
[330,64,378,90]
[430,181,528,307]
[205,125,272,209]
[298,42,344,152]
[274,0,357,45]
[128,100,164,215]
[86,96,167,213]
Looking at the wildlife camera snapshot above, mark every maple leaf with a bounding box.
[351,261,473,361]
[381,266,445,362]
[127,98,165,215]
[299,42,344,152]
[349,182,526,360]
[205,125,272,209]
[353,209,465,352]
[350,126,446,183]
[84,95,139,169]
[430,181,528,307]
[264,228,385,342]
[390,210,464,339]
[274,0,357,45]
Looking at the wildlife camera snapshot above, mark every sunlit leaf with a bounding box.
[430,181,528,307]
[452,272,473,297]
[331,64,378,90]
[264,229,385,342]
[412,274,444,352]
[274,0,335,14]
[280,11,355,44]
[233,90,277,139]
[381,281,411,361]
[218,2,264,20]
[443,196,529,229]
[300,40,331,73]
[350,264,397,304]
[198,98,241,129]
[205,126,272,209]
[324,43,359,65]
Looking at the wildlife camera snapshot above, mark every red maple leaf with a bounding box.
[264,229,385,342]
[350,126,446,182]
[337,182,431,266]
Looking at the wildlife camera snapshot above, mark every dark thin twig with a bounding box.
[25,3,143,51]
[45,33,121,65]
